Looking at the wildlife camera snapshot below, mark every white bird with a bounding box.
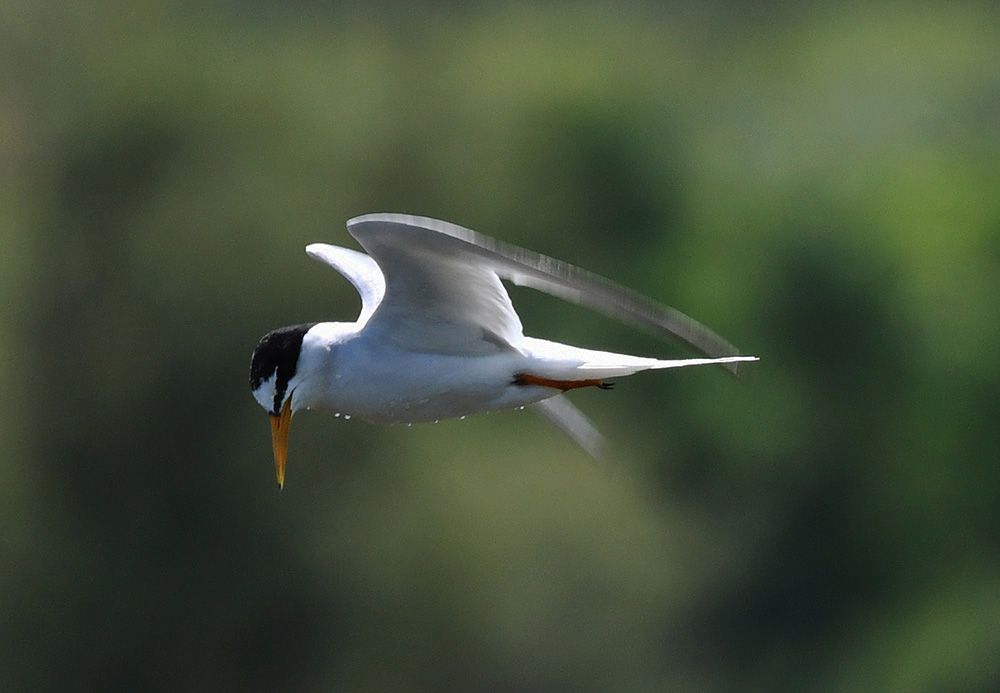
[250,214,757,487]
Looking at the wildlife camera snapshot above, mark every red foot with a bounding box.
[513,373,614,391]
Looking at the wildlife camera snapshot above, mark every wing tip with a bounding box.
[304,242,328,259]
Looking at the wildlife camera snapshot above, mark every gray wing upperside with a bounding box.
[348,213,750,374]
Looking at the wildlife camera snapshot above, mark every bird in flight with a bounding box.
[251,214,757,487]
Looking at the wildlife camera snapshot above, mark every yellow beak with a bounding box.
[269,396,293,489]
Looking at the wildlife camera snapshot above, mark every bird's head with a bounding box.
[249,323,316,488]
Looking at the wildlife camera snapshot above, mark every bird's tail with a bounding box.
[521,336,758,381]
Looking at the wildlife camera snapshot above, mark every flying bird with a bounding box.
[250,214,757,487]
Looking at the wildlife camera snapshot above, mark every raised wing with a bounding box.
[347,214,747,372]
[305,243,386,327]
[346,215,525,354]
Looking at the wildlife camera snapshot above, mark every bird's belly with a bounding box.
[321,349,551,423]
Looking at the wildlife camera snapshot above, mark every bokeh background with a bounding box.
[3,1,999,690]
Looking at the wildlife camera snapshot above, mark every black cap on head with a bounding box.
[250,323,316,414]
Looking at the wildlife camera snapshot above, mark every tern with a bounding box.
[251,214,757,487]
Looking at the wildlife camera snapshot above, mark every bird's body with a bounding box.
[291,327,737,424]
[251,214,757,486]
[291,321,536,423]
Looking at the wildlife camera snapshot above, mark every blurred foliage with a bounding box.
[2,0,999,690]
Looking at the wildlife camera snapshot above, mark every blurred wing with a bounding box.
[348,214,746,372]
[531,396,605,460]
[306,243,386,327]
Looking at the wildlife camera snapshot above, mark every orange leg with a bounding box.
[513,373,614,391]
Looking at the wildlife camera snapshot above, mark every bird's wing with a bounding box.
[531,396,605,460]
[346,215,525,354]
[347,214,746,372]
[305,244,386,327]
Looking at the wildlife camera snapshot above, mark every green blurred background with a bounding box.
[2,1,999,690]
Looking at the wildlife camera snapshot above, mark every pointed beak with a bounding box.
[269,396,293,489]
